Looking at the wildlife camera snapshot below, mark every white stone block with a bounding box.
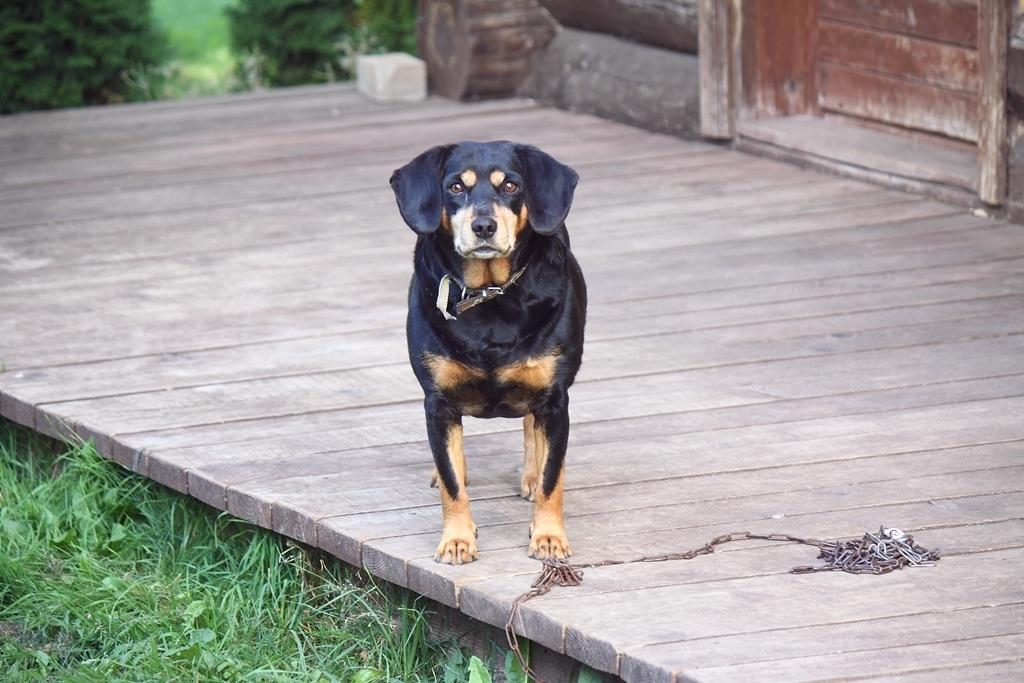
[357,53,427,102]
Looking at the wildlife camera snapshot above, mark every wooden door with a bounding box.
[700,0,1009,203]
[815,0,980,142]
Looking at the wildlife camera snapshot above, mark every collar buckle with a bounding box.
[436,263,529,321]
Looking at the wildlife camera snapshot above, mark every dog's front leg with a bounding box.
[426,397,478,564]
[529,391,572,559]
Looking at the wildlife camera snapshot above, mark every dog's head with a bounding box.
[390,141,578,258]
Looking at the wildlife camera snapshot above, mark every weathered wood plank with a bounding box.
[680,633,1024,682]
[233,395,1024,550]
[818,63,978,141]
[740,0,817,118]
[698,0,734,138]
[850,660,1024,683]
[0,93,536,165]
[738,115,977,190]
[977,0,1010,204]
[129,338,1022,497]
[818,20,979,92]
[363,451,1024,603]
[620,602,1024,682]
[2,201,973,370]
[817,0,978,48]
[0,109,648,201]
[460,547,1024,670]
[6,266,1016,410]
[31,297,1023,449]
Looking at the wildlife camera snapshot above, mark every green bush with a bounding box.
[0,0,168,114]
[226,0,416,88]
[358,0,417,56]
[227,0,358,87]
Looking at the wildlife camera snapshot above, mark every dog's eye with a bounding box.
[449,182,465,195]
[502,181,519,194]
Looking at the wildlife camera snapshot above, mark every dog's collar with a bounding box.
[436,263,529,321]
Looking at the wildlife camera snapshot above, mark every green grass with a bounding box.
[152,0,237,97]
[0,420,460,682]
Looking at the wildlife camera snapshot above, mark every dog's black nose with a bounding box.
[471,217,497,238]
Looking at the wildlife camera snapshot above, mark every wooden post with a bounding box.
[699,0,734,139]
[978,0,1010,205]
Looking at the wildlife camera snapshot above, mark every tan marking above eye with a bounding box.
[460,170,477,187]
[490,170,506,187]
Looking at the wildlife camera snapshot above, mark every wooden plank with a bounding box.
[818,63,978,141]
[452,502,1024,604]
[362,452,1024,603]
[112,325,1022,480]
[458,546,1024,672]
[0,184,959,306]
[620,603,1024,682]
[0,84,366,141]
[698,0,734,138]
[818,0,979,48]
[0,116,636,228]
[738,114,977,189]
[221,395,1024,551]
[851,660,1024,683]
[378,499,1023,609]
[0,94,536,165]
[740,0,816,117]
[681,634,1024,682]
[419,517,1024,626]
[977,0,1010,204]
[6,264,1016,409]
[130,337,1023,500]
[127,337,1022,499]
[0,110,609,198]
[818,20,979,92]
[3,199,976,372]
[4,210,1007,395]
[30,297,1024,450]
[0,190,956,323]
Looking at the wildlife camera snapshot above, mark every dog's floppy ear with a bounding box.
[390,145,452,234]
[515,144,579,235]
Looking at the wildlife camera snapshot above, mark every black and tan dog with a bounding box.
[390,141,585,564]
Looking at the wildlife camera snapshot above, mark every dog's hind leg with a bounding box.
[520,414,542,500]
[528,392,572,559]
[426,400,478,564]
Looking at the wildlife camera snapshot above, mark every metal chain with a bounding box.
[504,527,939,682]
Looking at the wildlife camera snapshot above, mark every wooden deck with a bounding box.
[2,84,1023,682]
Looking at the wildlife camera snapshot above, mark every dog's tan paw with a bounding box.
[435,536,479,564]
[519,474,538,501]
[434,522,479,564]
[528,524,571,560]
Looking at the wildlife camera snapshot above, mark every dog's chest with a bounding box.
[423,351,559,417]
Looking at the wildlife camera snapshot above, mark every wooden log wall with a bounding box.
[416,0,556,99]
[538,0,699,53]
